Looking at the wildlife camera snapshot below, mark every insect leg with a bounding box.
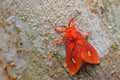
[55,34,66,44]
[82,33,90,37]
[54,28,66,33]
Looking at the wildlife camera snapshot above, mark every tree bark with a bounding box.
[0,0,120,80]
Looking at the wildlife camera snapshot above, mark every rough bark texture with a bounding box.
[0,0,120,80]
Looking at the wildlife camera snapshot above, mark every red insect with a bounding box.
[54,18,100,75]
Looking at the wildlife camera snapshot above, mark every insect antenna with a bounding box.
[68,10,81,26]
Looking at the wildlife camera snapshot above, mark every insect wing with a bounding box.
[76,38,100,64]
[65,39,82,75]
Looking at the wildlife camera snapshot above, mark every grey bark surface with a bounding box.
[0,0,120,80]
